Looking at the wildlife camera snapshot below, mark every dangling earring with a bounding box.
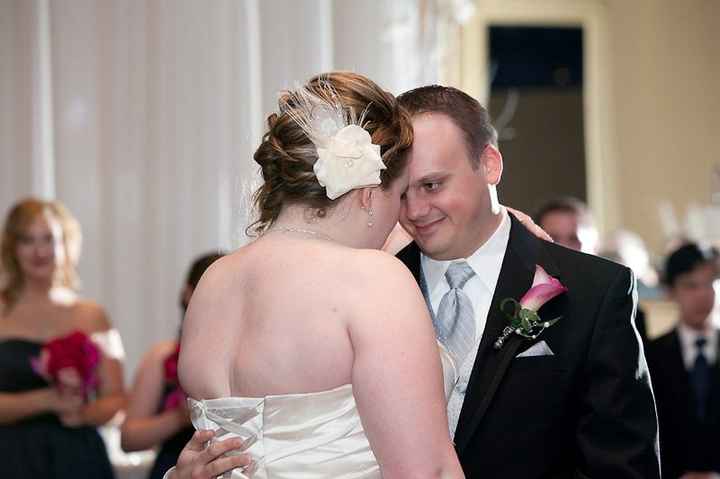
[367,207,374,228]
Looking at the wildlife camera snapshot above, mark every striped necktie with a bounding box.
[436,261,476,365]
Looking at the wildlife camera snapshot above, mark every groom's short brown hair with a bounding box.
[397,85,498,168]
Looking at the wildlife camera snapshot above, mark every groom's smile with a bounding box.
[412,216,446,236]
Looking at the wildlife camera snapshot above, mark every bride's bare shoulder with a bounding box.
[191,248,249,289]
[182,251,247,316]
[342,249,418,289]
[342,250,430,330]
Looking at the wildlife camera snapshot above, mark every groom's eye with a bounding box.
[424,181,441,191]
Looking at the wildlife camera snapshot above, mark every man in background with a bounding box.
[535,197,652,342]
[534,196,598,254]
[646,243,720,479]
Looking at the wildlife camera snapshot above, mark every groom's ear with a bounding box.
[481,144,503,185]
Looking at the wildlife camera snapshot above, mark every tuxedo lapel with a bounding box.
[397,241,422,284]
[664,330,693,417]
[397,242,436,323]
[669,331,688,381]
[708,331,720,422]
[454,215,560,455]
[395,216,562,454]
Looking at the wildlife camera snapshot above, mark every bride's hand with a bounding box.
[168,430,251,479]
[382,223,413,255]
[506,207,553,242]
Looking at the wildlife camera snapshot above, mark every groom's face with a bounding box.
[400,113,500,260]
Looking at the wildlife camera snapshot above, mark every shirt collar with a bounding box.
[422,208,510,292]
[677,321,717,368]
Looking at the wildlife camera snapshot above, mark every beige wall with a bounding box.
[607,0,720,255]
[454,0,720,257]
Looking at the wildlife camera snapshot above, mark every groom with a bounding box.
[394,85,660,478]
[170,86,661,478]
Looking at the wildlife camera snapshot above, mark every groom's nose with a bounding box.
[403,191,431,223]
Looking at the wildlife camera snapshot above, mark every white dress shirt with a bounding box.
[677,322,718,370]
[421,208,511,343]
[420,208,511,436]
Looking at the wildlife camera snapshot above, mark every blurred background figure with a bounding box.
[534,196,598,254]
[600,229,661,300]
[535,197,653,342]
[646,243,720,479]
[0,198,125,479]
[599,229,664,343]
[121,252,224,479]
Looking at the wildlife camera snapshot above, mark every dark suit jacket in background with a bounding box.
[397,215,660,478]
[647,329,720,478]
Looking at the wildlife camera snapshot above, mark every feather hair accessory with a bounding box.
[281,81,386,200]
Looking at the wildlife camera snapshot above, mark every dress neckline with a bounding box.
[189,382,354,406]
[0,327,96,345]
[0,337,44,346]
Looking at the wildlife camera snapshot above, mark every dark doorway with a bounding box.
[488,26,585,214]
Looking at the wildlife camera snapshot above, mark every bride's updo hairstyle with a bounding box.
[250,72,413,234]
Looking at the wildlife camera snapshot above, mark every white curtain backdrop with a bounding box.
[0,0,441,379]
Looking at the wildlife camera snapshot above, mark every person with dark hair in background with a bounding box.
[121,252,224,479]
[536,198,653,343]
[646,243,720,479]
[534,196,598,254]
[0,198,125,478]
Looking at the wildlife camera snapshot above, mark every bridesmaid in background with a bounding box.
[0,197,125,478]
[121,252,225,479]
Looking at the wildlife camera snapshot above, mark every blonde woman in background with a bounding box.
[0,198,125,478]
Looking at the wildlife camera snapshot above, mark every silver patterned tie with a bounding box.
[437,261,476,366]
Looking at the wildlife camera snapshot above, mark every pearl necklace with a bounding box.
[268,226,336,242]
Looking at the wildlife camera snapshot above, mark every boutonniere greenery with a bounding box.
[494,265,568,350]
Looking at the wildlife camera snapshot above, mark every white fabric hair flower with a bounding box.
[282,80,387,200]
[314,125,386,200]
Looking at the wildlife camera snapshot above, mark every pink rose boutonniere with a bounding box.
[494,265,568,350]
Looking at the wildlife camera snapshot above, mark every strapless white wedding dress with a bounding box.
[187,343,458,478]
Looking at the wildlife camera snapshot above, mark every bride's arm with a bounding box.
[348,252,464,479]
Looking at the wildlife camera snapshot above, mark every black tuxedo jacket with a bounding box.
[397,215,660,478]
[646,329,720,478]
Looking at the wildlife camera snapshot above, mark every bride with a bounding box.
[170,72,464,478]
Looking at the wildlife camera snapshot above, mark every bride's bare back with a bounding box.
[179,234,465,477]
[180,235,379,398]
[181,227,454,401]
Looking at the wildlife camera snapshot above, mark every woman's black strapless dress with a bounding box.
[0,339,115,478]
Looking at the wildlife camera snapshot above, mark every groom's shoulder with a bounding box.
[542,239,630,287]
[395,241,419,264]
